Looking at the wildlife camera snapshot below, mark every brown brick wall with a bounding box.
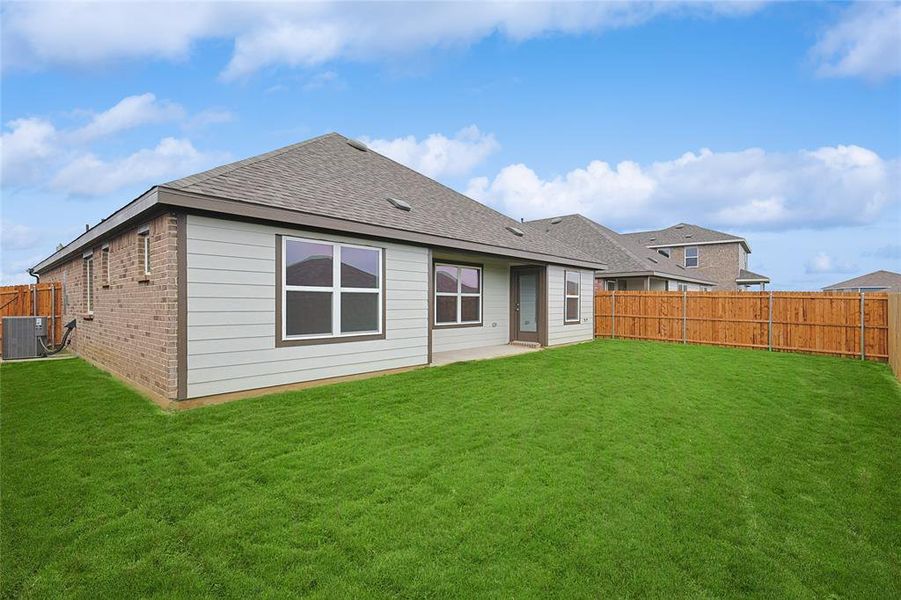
[41,212,180,400]
[669,243,741,290]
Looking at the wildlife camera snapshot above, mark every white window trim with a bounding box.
[85,256,94,314]
[281,235,383,341]
[564,270,581,323]
[434,263,482,326]
[684,246,699,268]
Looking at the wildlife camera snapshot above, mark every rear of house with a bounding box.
[32,133,599,402]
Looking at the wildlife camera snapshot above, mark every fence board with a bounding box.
[0,283,63,348]
[594,290,889,361]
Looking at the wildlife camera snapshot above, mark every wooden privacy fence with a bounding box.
[0,283,64,348]
[594,291,889,361]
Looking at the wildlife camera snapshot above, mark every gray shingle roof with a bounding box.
[822,270,901,292]
[163,133,600,266]
[526,214,714,284]
[737,269,769,283]
[623,223,749,252]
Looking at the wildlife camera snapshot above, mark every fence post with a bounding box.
[611,290,616,339]
[860,292,865,360]
[768,291,773,351]
[682,290,687,344]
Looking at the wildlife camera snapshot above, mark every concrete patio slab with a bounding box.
[431,344,541,367]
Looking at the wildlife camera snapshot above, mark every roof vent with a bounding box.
[550,217,563,224]
[674,224,685,229]
[685,234,693,238]
[647,257,658,264]
[386,197,411,211]
[505,225,524,237]
[649,237,656,241]
[346,138,368,152]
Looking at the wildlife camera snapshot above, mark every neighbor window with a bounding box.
[565,270,581,323]
[84,254,94,314]
[606,280,616,291]
[281,236,383,340]
[434,263,482,325]
[684,246,699,268]
[677,283,689,292]
[138,226,151,277]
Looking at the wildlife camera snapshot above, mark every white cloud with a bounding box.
[0,117,57,185]
[811,2,901,82]
[1,2,769,79]
[2,94,229,195]
[805,252,856,274]
[50,137,224,197]
[363,126,500,178]
[467,144,900,231]
[71,93,185,142]
[0,220,40,251]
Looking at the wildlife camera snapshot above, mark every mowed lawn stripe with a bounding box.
[2,340,899,598]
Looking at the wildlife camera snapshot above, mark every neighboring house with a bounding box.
[528,215,715,291]
[822,270,901,293]
[30,133,602,402]
[622,223,770,290]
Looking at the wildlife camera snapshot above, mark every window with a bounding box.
[84,255,94,314]
[565,270,581,323]
[281,236,382,340]
[684,246,699,268]
[677,283,689,292]
[434,263,482,326]
[101,244,110,287]
[657,248,671,258]
[137,226,151,278]
[606,280,616,291]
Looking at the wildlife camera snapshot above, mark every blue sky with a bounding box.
[2,1,899,288]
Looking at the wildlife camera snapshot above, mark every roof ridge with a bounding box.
[165,132,339,190]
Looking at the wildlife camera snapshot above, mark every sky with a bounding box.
[1,0,899,289]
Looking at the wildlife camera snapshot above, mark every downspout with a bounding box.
[27,267,39,283]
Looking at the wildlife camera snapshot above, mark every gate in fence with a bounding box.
[594,290,889,362]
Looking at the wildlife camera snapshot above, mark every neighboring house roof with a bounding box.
[822,270,901,292]
[736,269,770,284]
[623,223,751,253]
[526,214,715,285]
[33,133,605,273]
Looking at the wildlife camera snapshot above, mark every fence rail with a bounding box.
[594,290,889,361]
[0,283,64,348]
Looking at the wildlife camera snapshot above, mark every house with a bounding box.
[822,270,901,293]
[528,215,715,291]
[30,133,602,403]
[622,223,769,290]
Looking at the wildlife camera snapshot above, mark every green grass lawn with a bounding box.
[2,340,899,598]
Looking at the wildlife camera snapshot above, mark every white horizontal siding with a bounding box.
[431,257,511,353]
[186,214,429,398]
[547,266,594,346]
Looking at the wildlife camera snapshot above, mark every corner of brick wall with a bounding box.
[41,212,180,400]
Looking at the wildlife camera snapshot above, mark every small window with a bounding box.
[434,263,482,326]
[565,271,581,323]
[282,236,382,340]
[606,280,616,291]
[84,255,95,314]
[101,245,110,287]
[684,246,699,268]
[138,227,151,277]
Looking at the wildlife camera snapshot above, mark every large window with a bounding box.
[434,263,482,326]
[281,236,382,340]
[684,246,699,268]
[564,270,580,323]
